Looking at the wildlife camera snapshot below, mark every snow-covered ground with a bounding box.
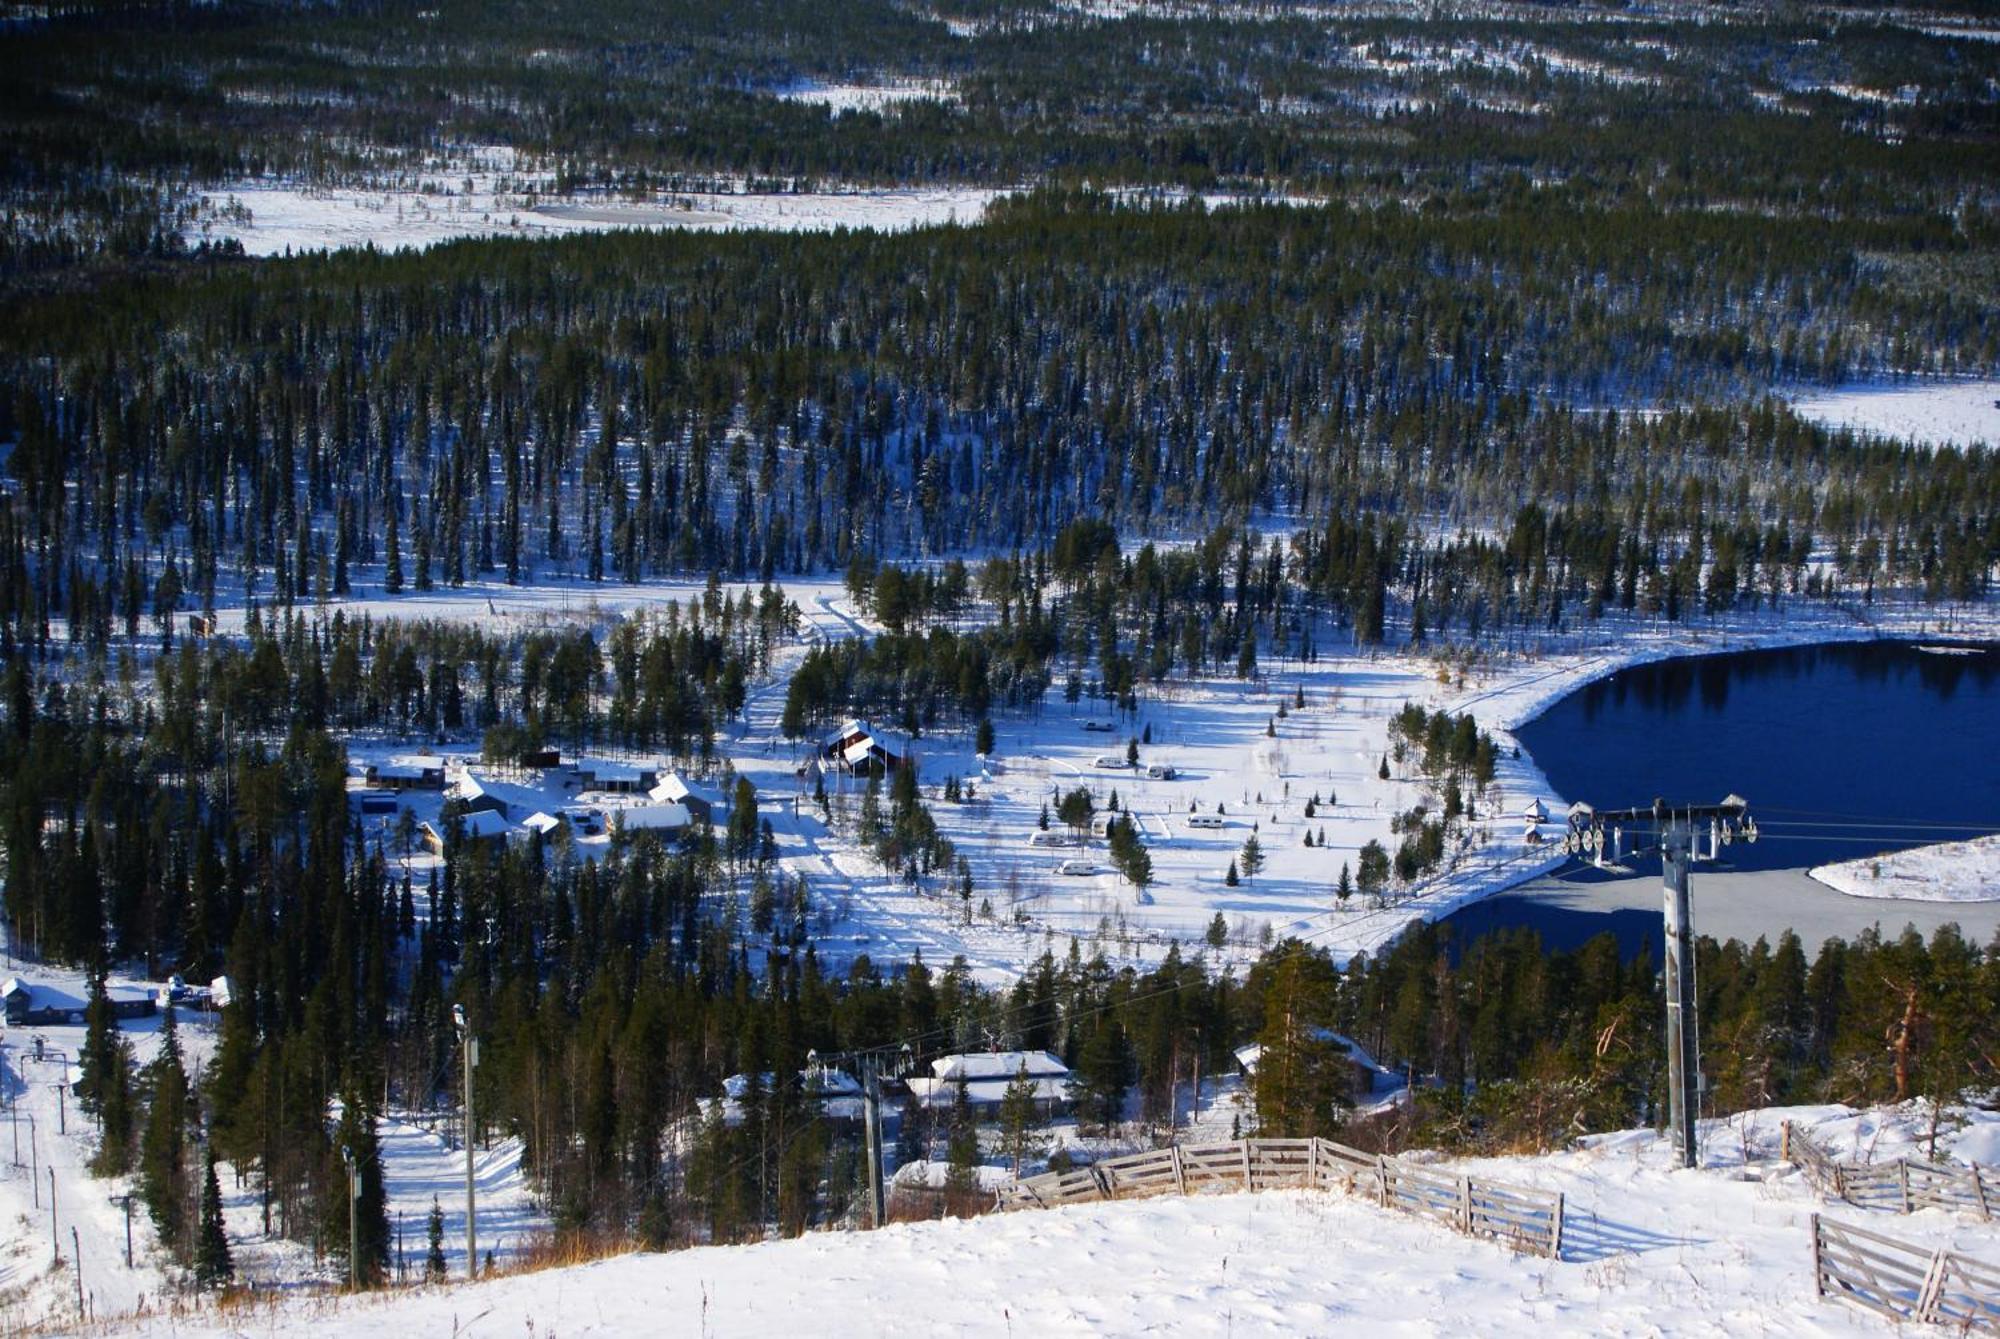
[1810,832,2000,903]
[718,592,2000,984]
[93,1100,2000,1338]
[1781,378,2000,450]
[191,176,1008,257]
[772,78,959,113]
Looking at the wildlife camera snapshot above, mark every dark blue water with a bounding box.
[1442,639,2000,958]
[1517,640,2000,872]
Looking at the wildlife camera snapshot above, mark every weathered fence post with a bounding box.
[1781,1121,1791,1164]
[1915,1249,1948,1323]
[1308,1138,1319,1189]
[1975,1165,1992,1222]
[1458,1175,1473,1235]
[1899,1160,1912,1214]
[1377,1156,1390,1209]
[1550,1191,1564,1260]
[1241,1140,1254,1192]
[1172,1145,1187,1197]
[1810,1214,1824,1296]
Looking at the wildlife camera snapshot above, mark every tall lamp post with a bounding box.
[341,1143,358,1290]
[453,1004,478,1279]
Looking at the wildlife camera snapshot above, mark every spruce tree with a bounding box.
[194,1148,233,1289]
[425,1198,447,1281]
[326,1094,392,1287]
[1239,833,1264,880]
[138,1009,191,1248]
[998,1062,1042,1175]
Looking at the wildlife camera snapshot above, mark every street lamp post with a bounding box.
[454,1004,477,1279]
[341,1144,358,1290]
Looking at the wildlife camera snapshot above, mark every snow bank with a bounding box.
[1809,833,2000,903]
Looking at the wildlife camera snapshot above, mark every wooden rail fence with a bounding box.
[1783,1121,1997,1220]
[1812,1213,2000,1331]
[995,1138,1564,1259]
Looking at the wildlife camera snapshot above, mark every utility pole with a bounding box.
[119,1194,133,1268]
[53,1083,64,1136]
[71,1227,82,1318]
[1564,796,1755,1171]
[48,1168,57,1257]
[342,1144,358,1290]
[454,1004,477,1279]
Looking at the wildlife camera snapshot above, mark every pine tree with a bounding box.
[194,1148,233,1289]
[138,1009,191,1248]
[998,1061,1043,1176]
[426,1198,447,1281]
[1206,912,1229,949]
[326,1095,392,1286]
[1224,859,1239,887]
[1239,833,1265,880]
[383,502,404,595]
[1336,862,1354,904]
[944,1076,979,1213]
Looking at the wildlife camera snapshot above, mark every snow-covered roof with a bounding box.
[614,802,691,831]
[905,1075,1071,1107]
[462,810,512,840]
[573,757,654,784]
[929,1050,1068,1082]
[521,811,564,835]
[651,772,724,807]
[375,754,445,778]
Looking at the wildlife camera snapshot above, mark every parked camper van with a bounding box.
[1080,720,1116,733]
[1186,813,1226,829]
[1028,830,1071,848]
[1145,764,1177,780]
[1055,859,1098,877]
[1093,755,1130,769]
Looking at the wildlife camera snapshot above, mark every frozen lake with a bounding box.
[1443,639,2000,956]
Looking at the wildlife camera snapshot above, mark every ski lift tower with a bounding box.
[1561,795,1757,1170]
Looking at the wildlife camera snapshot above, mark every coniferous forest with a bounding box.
[0,0,1996,1295]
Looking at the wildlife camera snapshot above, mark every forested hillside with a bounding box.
[0,0,1996,1301]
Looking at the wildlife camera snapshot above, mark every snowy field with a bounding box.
[191,181,1008,257]
[1810,832,2000,903]
[93,1100,2000,1338]
[1781,378,2000,450]
[772,78,959,113]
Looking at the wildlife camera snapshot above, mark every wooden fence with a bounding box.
[995,1137,1564,1259]
[1783,1121,1997,1220]
[1812,1214,2000,1331]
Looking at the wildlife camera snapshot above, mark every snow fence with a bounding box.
[995,1137,1563,1259]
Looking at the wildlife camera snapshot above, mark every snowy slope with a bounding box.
[94,1102,2000,1338]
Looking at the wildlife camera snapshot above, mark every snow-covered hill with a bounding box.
[93,1102,2000,1338]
